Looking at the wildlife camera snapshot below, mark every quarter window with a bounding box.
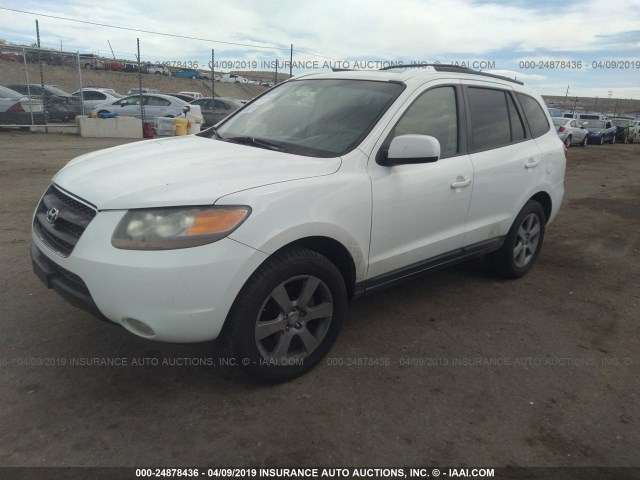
[389,86,458,157]
[516,93,551,138]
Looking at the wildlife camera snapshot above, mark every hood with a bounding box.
[53,136,341,210]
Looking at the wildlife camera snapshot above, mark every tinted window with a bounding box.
[506,93,525,142]
[516,93,550,138]
[390,86,458,157]
[468,88,511,150]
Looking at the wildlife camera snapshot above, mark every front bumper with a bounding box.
[31,210,268,342]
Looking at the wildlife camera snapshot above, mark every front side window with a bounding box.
[386,86,458,157]
[217,79,404,157]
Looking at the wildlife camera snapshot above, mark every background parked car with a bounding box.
[179,91,203,99]
[103,61,125,71]
[610,118,637,143]
[190,96,242,127]
[143,64,171,75]
[92,93,202,125]
[72,88,123,112]
[5,83,80,122]
[167,93,196,102]
[172,70,207,79]
[79,53,104,70]
[0,86,46,125]
[126,88,161,95]
[586,120,617,144]
[218,73,248,83]
[552,117,588,147]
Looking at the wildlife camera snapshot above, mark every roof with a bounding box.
[294,64,524,87]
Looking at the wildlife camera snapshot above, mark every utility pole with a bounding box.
[210,49,215,99]
[289,44,293,78]
[563,85,569,109]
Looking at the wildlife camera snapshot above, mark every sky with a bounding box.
[1,0,639,100]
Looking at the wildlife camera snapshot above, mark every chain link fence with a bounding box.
[0,45,87,125]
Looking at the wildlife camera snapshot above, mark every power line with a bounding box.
[0,6,343,61]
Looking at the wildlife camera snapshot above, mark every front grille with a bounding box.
[33,184,97,257]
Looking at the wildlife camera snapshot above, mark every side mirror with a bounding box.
[379,135,441,166]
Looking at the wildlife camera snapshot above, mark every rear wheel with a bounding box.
[488,200,546,279]
[224,247,347,382]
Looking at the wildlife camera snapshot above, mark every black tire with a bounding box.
[487,200,546,279]
[610,135,616,144]
[224,247,347,382]
[564,136,571,148]
[580,134,587,147]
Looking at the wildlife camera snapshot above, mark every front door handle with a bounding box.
[451,176,471,189]
[525,158,540,169]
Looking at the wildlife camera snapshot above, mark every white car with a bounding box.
[218,73,248,83]
[72,88,123,112]
[179,91,203,99]
[31,65,566,381]
[91,93,201,124]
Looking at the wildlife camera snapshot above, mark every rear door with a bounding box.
[462,83,545,246]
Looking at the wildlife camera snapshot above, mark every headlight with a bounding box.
[111,206,250,250]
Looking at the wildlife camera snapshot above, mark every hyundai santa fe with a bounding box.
[31,64,566,381]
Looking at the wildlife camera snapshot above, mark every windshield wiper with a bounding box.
[224,136,286,152]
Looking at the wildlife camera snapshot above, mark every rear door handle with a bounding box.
[525,158,540,169]
[451,176,471,189]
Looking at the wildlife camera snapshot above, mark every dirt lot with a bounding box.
[0,132,638,470]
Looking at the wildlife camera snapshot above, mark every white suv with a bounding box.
[31,65,566,381]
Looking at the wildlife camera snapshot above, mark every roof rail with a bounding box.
[379,63,523,85]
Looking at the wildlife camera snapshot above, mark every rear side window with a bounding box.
[516,93,550,138]
[467,88,511,151]
[506,93,525,142]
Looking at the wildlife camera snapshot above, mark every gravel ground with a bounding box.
[0,132,638,469]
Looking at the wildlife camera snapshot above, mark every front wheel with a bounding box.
[580,134,588,147]
[224,247,347,382]
[487,200,546,279]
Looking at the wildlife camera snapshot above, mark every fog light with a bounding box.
[122,318,155,337]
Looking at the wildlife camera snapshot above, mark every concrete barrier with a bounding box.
[76,116,143,138]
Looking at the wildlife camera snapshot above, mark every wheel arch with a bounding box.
[272,236,357,300]
[529,191,552,224]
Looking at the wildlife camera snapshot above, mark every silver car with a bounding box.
[190,97,243,127]
[72,88,123,113]
[92,93,201,124]
[552,117,588,147]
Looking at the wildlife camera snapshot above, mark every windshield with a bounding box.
[216,79,404,157]
[589,120,606,129]
[611,119,632,127]
[0,86,21,99]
